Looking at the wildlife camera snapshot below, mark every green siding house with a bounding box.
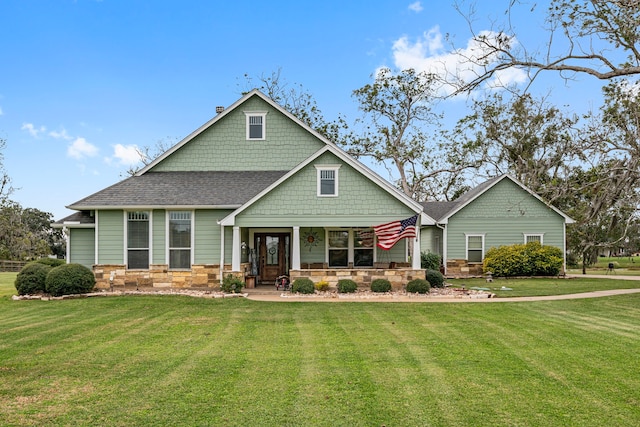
[55,90,431,290]
[421,175,573,276]
[55,90,572,289]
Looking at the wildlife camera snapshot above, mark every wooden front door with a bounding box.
[256,233,290,284]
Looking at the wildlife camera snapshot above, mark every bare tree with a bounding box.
[0,137,13,201]
[451,0,640,93]
[124,137,179,177]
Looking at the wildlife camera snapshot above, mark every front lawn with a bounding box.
[1,272,639,426]
[447,276,640,297]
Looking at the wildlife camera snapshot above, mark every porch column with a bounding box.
[232,226,241,272]
[412,226,421,270]
[292,226,301,270]
[219,224,225,283]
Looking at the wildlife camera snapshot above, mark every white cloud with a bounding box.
[408,1,423,13]
[49,127,73,140]
[110,143,141,166]
[392,27,527,94]
[21,122,47,137]
[67,137,99,159]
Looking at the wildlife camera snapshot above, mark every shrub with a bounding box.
[337,279,358,293]
[406,278,430,294]
[426,269,445,288]
[314,280,330,292]
[221,275,244,293]
[421,252,441,270]
[33,258,66,267]
[483,242,563,277]
[45,263,96,297]
[371,278,391,293]
[292,278,315,294]
[15,262,52,295]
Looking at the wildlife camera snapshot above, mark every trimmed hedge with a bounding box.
[426,269,445,288]
[292,278,315,294]
[337,279,358,293]
[406,278,430,294]
[371,278,392,293]
[33,258,66,267]
[45,263,96,297]
[483,242,563,277]
[15,262,52,295]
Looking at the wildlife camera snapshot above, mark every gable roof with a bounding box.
[67,171,288,210]
[220,144,436,226]
[137,89,333,176]
[421,175,574,224]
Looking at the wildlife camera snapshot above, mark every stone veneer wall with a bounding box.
[445,259,484,277]
[289,268,426,290]
[93,263,251,290]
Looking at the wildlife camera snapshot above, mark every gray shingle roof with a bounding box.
[68,171,288,209]
[54,210,96,225]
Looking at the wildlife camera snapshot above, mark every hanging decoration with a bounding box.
[302,229,322,251]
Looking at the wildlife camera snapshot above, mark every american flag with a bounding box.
[373,214,418,250]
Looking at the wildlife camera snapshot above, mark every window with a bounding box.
[354,229,374,267]
[127,211,149,269]
[326,228,375,268]
[316,165,340,196]
[466,234,484,263]
[169,211,191,269]
[245,112,267,140]
[525,234,543,245]
[328,230,349,267]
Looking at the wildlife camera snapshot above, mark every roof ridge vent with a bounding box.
[216,106,224,114]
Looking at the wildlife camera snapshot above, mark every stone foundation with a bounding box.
[93,263,251,290]
[289,268,426,290]
[446,259,484,277]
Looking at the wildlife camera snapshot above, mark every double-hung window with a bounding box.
[245,112,267,140]
[466,234,484,263]
[169,211,192,269]
[328,230,349,267]
[316,165,340,196]
[354,229,374,267]
[127,211,149,269]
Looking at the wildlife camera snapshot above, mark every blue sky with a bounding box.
[0,0,606,220]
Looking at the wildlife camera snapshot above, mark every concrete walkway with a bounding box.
[245,274,640,303]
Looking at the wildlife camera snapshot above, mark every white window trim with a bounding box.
[325,228,375,268]
[465,233,485,264]
[166,210,194,269]
[124,210,152,270]
[315,165,341,197]
[244,111,267,140]
[524,233,544,245]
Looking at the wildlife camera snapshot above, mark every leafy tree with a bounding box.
[452,0,640,93]
[345,67,474,200]
[0,201,61,261]
[449,92,582,203]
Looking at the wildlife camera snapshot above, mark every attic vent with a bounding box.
[216,106,224,114]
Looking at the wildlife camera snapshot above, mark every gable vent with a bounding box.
[216,106,224,114]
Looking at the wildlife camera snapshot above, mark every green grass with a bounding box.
[1,272,640,426]
[447,276,640,297]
